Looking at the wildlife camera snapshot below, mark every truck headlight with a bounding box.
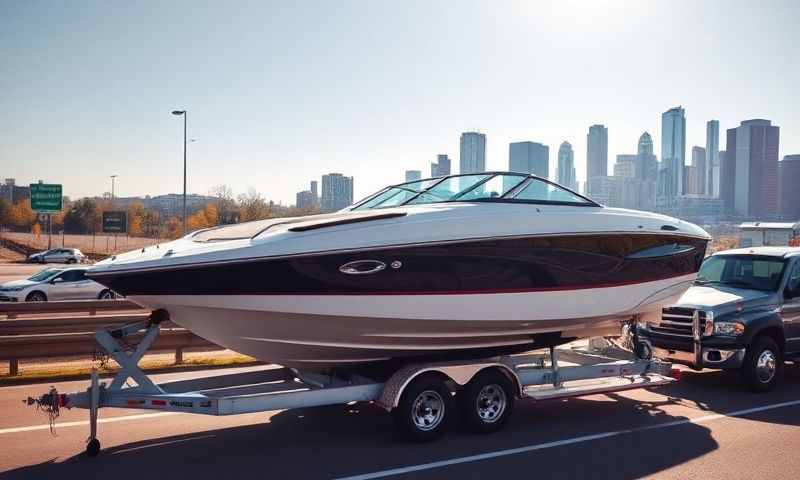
[713,321,745,336]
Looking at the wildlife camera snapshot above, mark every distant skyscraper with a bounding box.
[310,180,318,199]
[556,141,577,190]
[780,155,800,220]
[460,132,486,174]
[659,106,686,207]
[721,119,780,217]
[636,132,657,180]
[405,170,422,182]
[296,190,315,209]
[586,124,608,178]
[509,141,549,178]
[614,154,637,178]
[706,120,720,197]
[431,154,451,177]
[321,173,354,212]
[691,146,706,195]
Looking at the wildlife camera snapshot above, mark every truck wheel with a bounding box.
[741,336,783,393]
[393,374,453,442]
[459,370,515,434]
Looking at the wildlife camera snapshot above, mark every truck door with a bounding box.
[782,260,800,354]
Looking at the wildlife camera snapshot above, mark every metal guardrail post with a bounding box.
[9,359,18,376]
[175,347,184,364]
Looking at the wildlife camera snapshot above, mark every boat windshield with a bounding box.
[352,173,595,210]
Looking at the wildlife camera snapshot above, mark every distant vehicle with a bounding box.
[0,267,116,302]
[26,248,87,264]
[638,246,800,392]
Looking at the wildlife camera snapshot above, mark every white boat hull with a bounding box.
[133,273,695,367]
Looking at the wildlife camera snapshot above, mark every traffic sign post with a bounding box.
[30,184,63,250]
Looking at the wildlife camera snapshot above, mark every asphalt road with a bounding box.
[0,263,43,284]
[1,364,798,479]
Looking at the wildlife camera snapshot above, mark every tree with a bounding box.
[0,198,10,228]
[163,216,182,239]
[9,200,36,229]
[127,201,146,237]
[238,188,272,222]
[141,209,161,238]
[64,198,100,234]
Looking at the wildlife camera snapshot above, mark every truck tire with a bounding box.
[741,336,783,393]
[393,374,453,442]
[459,370,515,434]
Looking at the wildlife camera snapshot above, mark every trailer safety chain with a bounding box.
[24,387,61,436]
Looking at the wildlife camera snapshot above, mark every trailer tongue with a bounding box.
[26,311,678,456]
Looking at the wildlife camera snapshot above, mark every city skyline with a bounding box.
[3,1,800,205]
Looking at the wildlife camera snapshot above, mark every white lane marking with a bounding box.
[0,412,179,435]
[336,399,800,480]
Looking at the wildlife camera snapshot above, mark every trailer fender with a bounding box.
[377,362,522,411]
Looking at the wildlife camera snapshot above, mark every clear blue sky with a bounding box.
[2,0,799,204]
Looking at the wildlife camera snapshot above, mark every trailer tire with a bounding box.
[459,370,515,434]
[741,336,783,393]
[86,438,101,457]
[393,374,453,442]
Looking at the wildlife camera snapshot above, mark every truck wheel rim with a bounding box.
[476,384,506,423]
[411,390,445,431]
[756,350,777,383]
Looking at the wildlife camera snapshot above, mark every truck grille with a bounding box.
[649,307,706,338]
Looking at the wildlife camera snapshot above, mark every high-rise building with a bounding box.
[460,132,486,174]
[321,173,354,212]
[636,132,658,182]
[509,141,549,178]
[405,170,422,182]
[586,176,616,206]
[658,106,686,207]
[310,181,318,199]
[556,141,577,190]
[586,125,608,178]
[690,146,706,195]
[706,120,720,197]
[431,154,451,177]
[721,119,780,217]
[613,154,637,178]
[296,190,316,209]
[780,155,800,220]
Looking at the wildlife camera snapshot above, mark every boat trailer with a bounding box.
[26,311,679,456]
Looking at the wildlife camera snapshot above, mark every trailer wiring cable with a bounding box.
[24,387,61,436]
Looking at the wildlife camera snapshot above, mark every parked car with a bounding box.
[26,248,87,264]
[638,246,800,392]
[0,267,117,302]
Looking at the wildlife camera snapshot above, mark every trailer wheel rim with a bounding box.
[476,383,507,423]
[411,390,445,432]
[756,349,777,383]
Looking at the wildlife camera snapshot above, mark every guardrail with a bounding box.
[0,300,220,376]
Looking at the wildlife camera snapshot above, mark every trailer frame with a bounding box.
[27,313,678,456]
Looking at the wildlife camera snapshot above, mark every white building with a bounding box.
[739,222,800,247]
[405,170,422,182]
[706,120,720,197]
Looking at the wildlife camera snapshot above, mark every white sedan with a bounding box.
[0,267,116,302]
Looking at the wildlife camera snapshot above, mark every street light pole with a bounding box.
[171,110,188,235]
[110,175,117,205]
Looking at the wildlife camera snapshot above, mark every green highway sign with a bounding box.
[30,183,63,213]
[102,211,128,233]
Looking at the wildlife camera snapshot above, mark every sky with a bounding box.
[2,0,799,205]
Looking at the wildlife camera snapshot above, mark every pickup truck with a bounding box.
[637,246,800,392]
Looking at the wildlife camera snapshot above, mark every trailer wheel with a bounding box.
[741,336,783,393]
[393,374,453,442]
[459,370,515,434]
[86,438,101,457]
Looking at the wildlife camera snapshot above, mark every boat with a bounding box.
[87,172,711,369]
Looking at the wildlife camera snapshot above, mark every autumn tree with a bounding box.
[127,201,146,236]
[163,216,183,239]
[64,198,101,234]
[9,200,36,229]
[141,209,161,238]
[0,198,10,228]
[238,188,272,222]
